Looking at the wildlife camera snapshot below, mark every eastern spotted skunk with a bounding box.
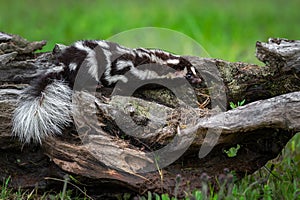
[12,40,201,143]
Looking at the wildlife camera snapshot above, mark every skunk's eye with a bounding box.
[186,73,192,79]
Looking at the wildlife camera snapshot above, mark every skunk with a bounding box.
[12,40,201,143]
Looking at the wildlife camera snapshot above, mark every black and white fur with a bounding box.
[12,40,201,144]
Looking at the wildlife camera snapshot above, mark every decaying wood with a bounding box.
[0,32,299,198]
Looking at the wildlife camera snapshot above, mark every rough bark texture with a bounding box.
[0,32,299,198]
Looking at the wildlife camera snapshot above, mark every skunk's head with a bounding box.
[185,66,202,84]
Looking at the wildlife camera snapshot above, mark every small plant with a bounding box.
[224,144,241,157]
[116,192,131,200]
[192,190,203,200]
[1,176,11,199]
[230,99,246,109]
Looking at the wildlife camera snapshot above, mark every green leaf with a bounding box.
[230,102,237,109]
[161,194,170,200]
[224,144,241,157]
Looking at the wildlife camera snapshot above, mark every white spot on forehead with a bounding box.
[191,66,197,75]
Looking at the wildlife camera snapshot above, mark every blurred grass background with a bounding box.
[0,0,299,199]
[0,0,299,64]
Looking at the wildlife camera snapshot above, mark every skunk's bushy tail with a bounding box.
[12,79,73,144]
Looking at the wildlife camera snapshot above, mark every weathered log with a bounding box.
[0,32,299,197]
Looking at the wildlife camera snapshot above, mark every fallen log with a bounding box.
[0,32,299,197]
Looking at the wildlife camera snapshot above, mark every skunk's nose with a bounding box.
[191,77,202,84]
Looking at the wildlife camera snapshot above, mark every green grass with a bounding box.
[0,0,299,199]
[1,0,299,63]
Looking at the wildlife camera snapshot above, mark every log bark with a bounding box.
[0,32,299,197]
